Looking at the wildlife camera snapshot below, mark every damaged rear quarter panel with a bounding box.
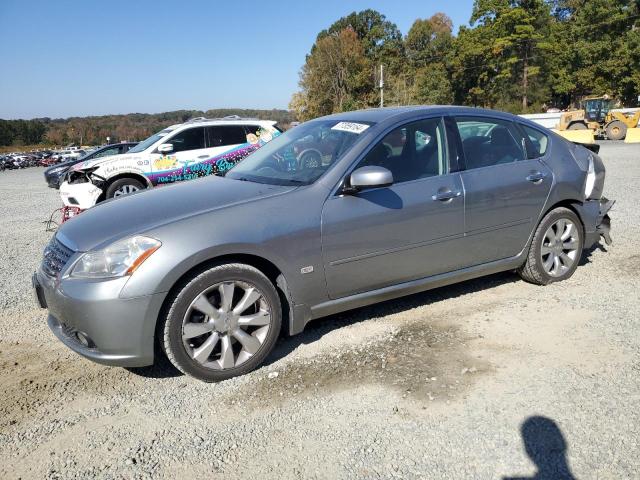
[540,133,588,208]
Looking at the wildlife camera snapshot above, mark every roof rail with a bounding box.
[185,115,261,123]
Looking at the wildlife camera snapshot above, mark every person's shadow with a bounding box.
[504,416,576,480]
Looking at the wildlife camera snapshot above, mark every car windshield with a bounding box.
[128,128,174,153]
[226,120,372,186]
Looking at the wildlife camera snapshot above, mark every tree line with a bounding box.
[0,109,294,148]
[0,120,47,147]
[290,0,640,120]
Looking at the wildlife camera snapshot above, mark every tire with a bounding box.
[105,177,145,199]
[605,120,627,141]
[568,122,587,130]
[161,263,282,382]
[518,207,584,286]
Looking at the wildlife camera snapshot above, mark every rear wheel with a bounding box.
[518,207,584,285]
[161,263,282,382]
[105,178,145,199]
[605,120,627,141]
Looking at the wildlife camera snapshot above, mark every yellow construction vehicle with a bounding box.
[558,95,640,140]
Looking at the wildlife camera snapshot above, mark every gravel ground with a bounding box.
[1,142,639,479]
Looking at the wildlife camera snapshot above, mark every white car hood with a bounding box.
[72,152,146,172]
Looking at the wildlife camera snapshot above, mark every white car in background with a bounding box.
[53,150,85,161]
[59,116,281,211]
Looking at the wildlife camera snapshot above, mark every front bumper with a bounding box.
[59,181,103,209]
[33,269,165,367]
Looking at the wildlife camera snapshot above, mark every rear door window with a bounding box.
[520,124,549,158]
[455,117,526,170]
[207,126,247,147]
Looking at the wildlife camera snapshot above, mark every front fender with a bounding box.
[95,167,153,188]
[121,240,290,297]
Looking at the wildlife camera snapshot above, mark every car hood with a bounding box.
[71,151,139,171]
[57,175,296,252]
[45,159,76,173]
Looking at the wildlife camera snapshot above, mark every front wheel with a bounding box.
[161,263,282,382]
[518,207,584,285]
[605,120,627,141]
[105,178,145,199]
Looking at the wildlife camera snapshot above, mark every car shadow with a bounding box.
[503,415,577,480]
[125,347,182,379]
[263,269,520,367]
[359,188,404,209]
[127,245,605,380]
[578,243,607,266]
[127,270,520,379]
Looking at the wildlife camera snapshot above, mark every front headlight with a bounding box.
[584,154,596,199]
[70,236,161,278]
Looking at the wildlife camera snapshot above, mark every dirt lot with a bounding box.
[1,142,639,479]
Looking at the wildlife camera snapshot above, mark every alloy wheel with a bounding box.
[541,218,579,277]
[113,184,140,197]
[181,281,271,370]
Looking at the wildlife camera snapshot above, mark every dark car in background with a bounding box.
[44,142,137,188]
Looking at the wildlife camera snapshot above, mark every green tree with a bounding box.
[550,0,640,106]
[460,0,554,112]
[306,10,405,109]
[403,13,455,105]
[317,9,404,71]
[405,13,454,67]
[413,65,454,104]
[293,28,371,120]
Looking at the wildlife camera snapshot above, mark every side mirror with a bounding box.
[347,166,393,192]
[157,143,174,154]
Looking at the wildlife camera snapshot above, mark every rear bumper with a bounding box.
[576,197,614,249]
[34,269,165,368]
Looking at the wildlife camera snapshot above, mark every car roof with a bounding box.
[99,142,137,148]
[321,105,521,125]
[170,118,277,130]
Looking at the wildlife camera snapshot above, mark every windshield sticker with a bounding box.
[331,122,370,134]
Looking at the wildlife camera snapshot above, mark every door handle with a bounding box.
[432,190,462,202]
[197,155,209,159]
[526,171,545,183]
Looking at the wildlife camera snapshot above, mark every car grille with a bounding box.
[42,236,75,277]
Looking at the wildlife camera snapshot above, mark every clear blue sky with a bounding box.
[0,0,475,119]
